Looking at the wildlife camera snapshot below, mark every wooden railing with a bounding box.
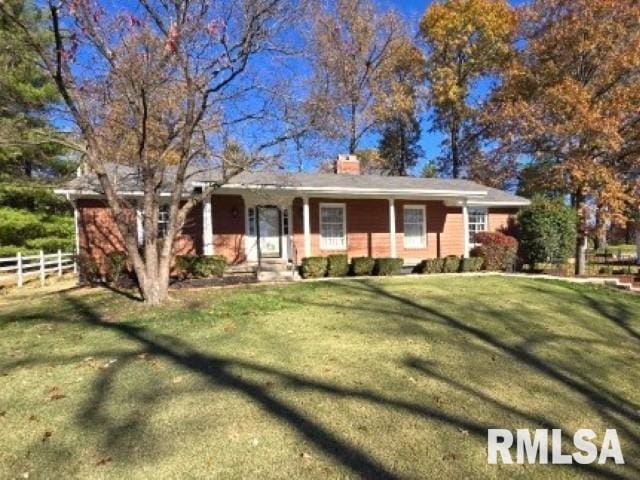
[0,250,76,288]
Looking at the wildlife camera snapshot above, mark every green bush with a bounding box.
[443,255,461,273]
[106,251,128,284]
[0,207,46,245]
[77,254,100,284]
[300,256,328,279]
[327,254,349,277]
[24,236,74,253]
[374,258,403,276]
[176,255,227,279]
[460,257,483,272]
[416,258,445,274]
[518,196,577,266]
[351,256,375,276]
[0,182,72,215]
[0,245,37,257]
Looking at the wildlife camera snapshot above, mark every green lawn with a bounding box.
[1,276,639,479]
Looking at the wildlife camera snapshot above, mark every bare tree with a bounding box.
[2,0,302,304]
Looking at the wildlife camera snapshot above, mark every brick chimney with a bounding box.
[335,154,360,175]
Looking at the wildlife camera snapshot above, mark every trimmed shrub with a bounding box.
[374,257,403,276]
[413,260,428,274]
[77,254,100,284]
[443,255,461,273]
[518,196,577,267]
[417,258,444,274]
[471,232,518,271]
[106,251,128,284]
[327,254,349,277]
[25,236,74,253]
[460,256,483,272]
[351,256,375,276]
[300,256,328,279]
[177,255,227,279]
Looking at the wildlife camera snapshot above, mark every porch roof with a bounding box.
[56,164,530,206]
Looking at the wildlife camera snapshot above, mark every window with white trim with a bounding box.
[468,207,487,245]
[158,205,170,238]
[403,205,426,248]
[320,204,346,250]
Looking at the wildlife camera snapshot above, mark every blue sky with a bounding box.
[50,0,528,175]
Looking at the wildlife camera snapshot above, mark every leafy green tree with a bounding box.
[0,0,64,179]
[518,197,577,267]
[421,161,438,178]
[378,115,423,176]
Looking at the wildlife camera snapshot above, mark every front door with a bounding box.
[257,206,281,258]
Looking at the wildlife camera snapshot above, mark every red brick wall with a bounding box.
[77,199,200,273]
[488,207,519,235]
[211,194,246,264]
[291,198,467,261]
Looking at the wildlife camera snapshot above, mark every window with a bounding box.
[320,203,346,250]
[158,205,170,238]
[403,205,426,248]
[282,208,289,235]
[248,207,256,236]
[468,207,487,245]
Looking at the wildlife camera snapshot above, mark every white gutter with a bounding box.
[192,181,488,198]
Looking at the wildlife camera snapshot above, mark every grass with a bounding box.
[0,276,639,479]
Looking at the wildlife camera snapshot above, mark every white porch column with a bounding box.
[136,206,144,247]
[388,198,397,257]
[462,201,470,258]
[202,194,213,255]
[287,202,294,261]
[303,196,311,257]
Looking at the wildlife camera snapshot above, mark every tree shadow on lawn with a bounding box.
[314,279,640,478]
[7,280,639,480]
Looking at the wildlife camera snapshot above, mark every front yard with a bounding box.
[0,276,639,479]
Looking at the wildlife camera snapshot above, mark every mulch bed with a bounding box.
[170,275,258,290]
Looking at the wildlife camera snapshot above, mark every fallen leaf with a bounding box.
[136,353,152,361]
[458,428,469,436]
[300,452,313,461]
[42,431,52,442]
[95,456,112,467]
[28,415,37,421]
[0,411,6,417]
[47,386,66,401]
[442,452,457,461]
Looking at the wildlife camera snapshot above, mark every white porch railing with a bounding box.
[0,250,76,288]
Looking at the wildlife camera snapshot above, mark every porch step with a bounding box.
[257,269,299,282]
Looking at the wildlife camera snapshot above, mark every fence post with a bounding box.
[39,250,45,287]
[17,252,23,288]
[57,249,63,277]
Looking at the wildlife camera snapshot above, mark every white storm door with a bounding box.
[257,207,281,258]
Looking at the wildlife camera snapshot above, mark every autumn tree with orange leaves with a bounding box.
[488,0,640,274]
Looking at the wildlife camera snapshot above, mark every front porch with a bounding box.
[198,191,479,268]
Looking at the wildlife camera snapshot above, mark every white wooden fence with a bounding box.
[0,250,76,288]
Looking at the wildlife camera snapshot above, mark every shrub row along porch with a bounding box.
[56,155,530,276]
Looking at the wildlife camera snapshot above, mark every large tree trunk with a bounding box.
[450,122,460,178]
[574,188,587,276]
[349,102,357,154]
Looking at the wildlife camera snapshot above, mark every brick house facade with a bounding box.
[59,156,529,272]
